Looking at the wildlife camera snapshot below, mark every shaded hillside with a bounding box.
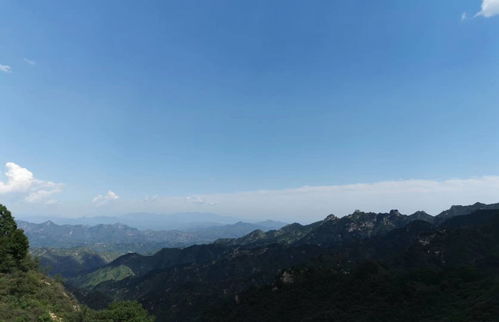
[70,244,232,289]
[206,209,499,321]
[31,247,119,278]
[435,202,499,225]
[207,262,499,322]
[215,221,321,247]
[70,202,499,321]
[71,207,438,318]
[88,244,328,319]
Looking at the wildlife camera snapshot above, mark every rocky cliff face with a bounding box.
[220,208,434,248]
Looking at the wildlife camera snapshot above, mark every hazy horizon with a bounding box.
[12,198,499,228]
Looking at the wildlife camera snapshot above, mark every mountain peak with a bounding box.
[324,214,339,221]
[433,202,499,225]
[389,209,402,216]
[411,211,430,216]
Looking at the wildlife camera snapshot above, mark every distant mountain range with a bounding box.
[18,219,285,250]
[18,219,285,277]
[66,202,499,321]
[17,212,261,230]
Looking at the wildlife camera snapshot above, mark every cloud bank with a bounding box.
[476,0,499,17]
[84,176,499,223]
[0,162,63,204]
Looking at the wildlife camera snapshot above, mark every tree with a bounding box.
[0,204,17,236]
[92,301,155,321]
[0,204,29,272]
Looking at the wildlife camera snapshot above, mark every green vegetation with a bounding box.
[71,204,499,321]
[0,204,154,322]
[204,209,499,321]
[0,269,80,321]
[31,247,119,279]
[0,204,80,320]
[68,301,155,322]
[73,265,135,289]
[0,205,30,273]
[7,202,499,321]
[19,219,285,257]
[206,263,499,321]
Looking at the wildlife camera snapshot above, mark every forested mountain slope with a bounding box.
[208,208,499,321]
[0,204,154,321]
[20,219,285,278]
[70,202,499,321]
[19,219,284,250]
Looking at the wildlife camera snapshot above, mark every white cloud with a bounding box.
[129,176,499,223]
[23,58,36,65]
[93,190,120,206]
[0,64,12,73]
[475,0,499,18]
[0,162,63,204]
[461,12,468,21]
[25,185,62,204]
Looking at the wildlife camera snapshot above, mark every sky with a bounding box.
[1,0,499,223]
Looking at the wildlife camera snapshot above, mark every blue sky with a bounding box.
[1,0,499,222]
